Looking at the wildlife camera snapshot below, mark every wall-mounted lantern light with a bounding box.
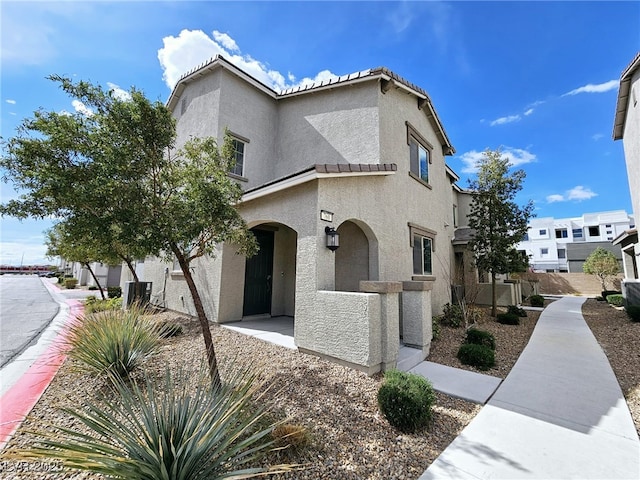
[325,226,340,252]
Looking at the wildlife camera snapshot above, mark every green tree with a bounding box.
[1,77,256,385]
[468,149,534,316]
[583,247,620,292]
[45,221,118,300]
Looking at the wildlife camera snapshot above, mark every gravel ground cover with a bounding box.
[1,297,638,479]
[581,298,640,436]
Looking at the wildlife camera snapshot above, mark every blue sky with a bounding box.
[1,1,639,265]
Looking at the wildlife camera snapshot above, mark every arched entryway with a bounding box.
[335,220,378,291]
[243,223,297,317]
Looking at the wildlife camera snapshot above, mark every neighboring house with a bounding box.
[61,259,122,289]
[613,52,640,305]
[516,211,634,272]
[141,55,474,374]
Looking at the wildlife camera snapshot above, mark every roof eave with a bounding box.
[613,52,640,141]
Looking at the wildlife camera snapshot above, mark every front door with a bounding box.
[243,229,274,316]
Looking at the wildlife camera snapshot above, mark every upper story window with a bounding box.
[555,228,568,239]
[588,226,600,237]
[523,233,530,241]
[226,132,250,180]
[406,122,432,187]
[409,223,436,277]
[539,229,547,236]
[540,248,549,256]
[230,138,245,177]
[558,248,566,259]
[572,228,583,238]
[452,205,458,228]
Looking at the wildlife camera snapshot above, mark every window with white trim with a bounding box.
[230,138,245,177]
[409,223,436,276]
[406,122,432,185]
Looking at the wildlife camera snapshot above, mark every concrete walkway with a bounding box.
[419,296,640,480]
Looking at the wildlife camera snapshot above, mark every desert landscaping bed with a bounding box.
[1,297,638,479]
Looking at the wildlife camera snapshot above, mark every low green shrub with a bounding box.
[12,366,291,478]
[529,295,544,307]
[65,305,160,379]
[606,294,625,307]
[377,370,435,433]
[157,321,183,338]
[602,290,621,299]
[625,305,640,322]
[107,286,122,298]
[84,296,122,314]
[457,344,495,370]
[432,317,441,341]
[437,303,464,328]
[507,305,527,317]
[465,328,496,350]
[64,278,78,289]
[496,312,520,325]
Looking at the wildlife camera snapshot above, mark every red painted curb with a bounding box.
[0,299,83,450]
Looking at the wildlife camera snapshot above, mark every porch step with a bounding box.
[397,345,425,372]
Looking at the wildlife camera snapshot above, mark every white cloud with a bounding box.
[524,108,534,116]
[490,114,521,126]
[546,194,565,203]
[212,30,239,52]
[567,185,597,201]
[458,147,536,173]
[157,29,338,93]
[563,80,618,96]
[6,99,16,105]
[592,133,604,141]
[546,185,597,203]
[107,82,131,101]
[71,100,93,116]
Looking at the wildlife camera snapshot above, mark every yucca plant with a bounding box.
[11,366,297,479]
[64,304,161,379]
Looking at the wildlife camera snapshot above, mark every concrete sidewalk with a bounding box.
[419,296,640,480]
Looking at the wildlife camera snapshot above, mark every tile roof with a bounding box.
[168,55,455,154]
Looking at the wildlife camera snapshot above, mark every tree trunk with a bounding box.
[82,262,106,300]
[121,256,140,283]
[491,271,497,317]
[171,244,221,387]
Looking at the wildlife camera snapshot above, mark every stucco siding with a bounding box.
[622,68,640,227]
[275,83,380,178]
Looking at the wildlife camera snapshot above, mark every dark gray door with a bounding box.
[243,230,274,316]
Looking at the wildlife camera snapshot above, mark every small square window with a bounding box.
[588,226,600,236]
[541,248,549,255]
[558,249,566,259]
[539,229,547,235]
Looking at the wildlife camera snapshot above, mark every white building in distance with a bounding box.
[516,210,635,273]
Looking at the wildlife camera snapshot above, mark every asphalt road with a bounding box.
[0,276,60,368]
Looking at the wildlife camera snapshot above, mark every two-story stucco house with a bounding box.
[613,51,640,305]
[139,55,472,374]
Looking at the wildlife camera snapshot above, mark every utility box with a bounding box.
[123,281,152,307]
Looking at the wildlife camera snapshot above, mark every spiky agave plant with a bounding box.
[12,365,297,479]
[64,303,161,379]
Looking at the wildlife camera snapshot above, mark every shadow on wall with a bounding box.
[534,273,624,296]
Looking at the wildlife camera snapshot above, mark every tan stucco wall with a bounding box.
[622,68,640,270]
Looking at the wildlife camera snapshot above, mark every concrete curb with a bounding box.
[0,282,83,450]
